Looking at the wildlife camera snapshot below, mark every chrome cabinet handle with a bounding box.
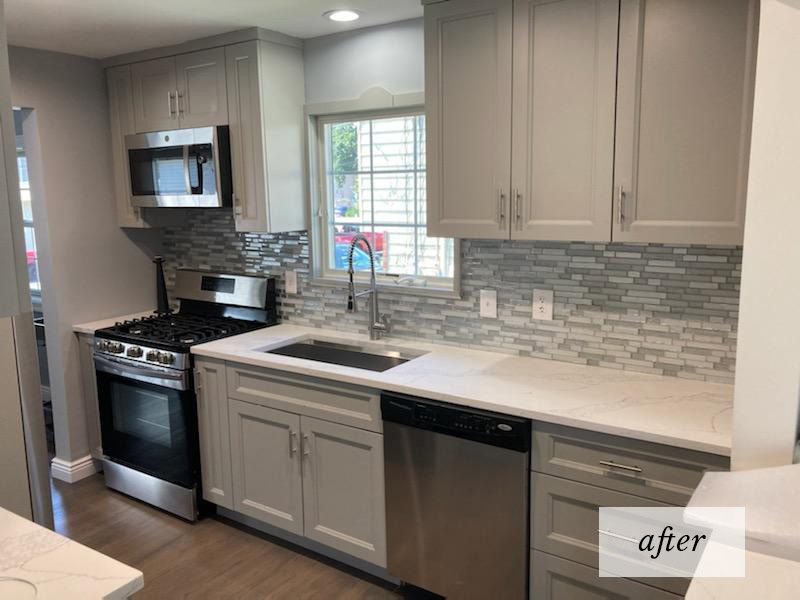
[302,433,310,457]
[599,460,642,473]
[289,430,298,456]
[497,187,506,228]
[617,185,626,225]
[177,91,185,115]
[167,91,176,117]
[598,529,638,544]
[514,188,522,229]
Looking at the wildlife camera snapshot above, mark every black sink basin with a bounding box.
[264,338,426,373]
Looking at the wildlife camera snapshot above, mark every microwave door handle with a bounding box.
[195,153,203,194]
[183,145,193,195]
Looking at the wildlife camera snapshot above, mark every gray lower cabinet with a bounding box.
[228,398,304,534]
[300,416,387,566]
[531,551,679,600]
[531,473,687,595]
[195,358,234,510]
[199,361,387,567]
[530,422,727,598]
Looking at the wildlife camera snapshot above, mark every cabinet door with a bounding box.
[106,65,146,228]
[511,0,617,241]
[300,416,386,566]
[425,0,513,239]
[175,48,228,128]
[131,56,178,133]
[225,41,267,231]
[530,551,680,600]
[229,399,303,534]
[613,0,757,244]
[195,358,233,509]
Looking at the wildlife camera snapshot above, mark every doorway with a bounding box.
[14,107,53,457]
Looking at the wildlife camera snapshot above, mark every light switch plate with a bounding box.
[480,289,497,318]
[285,270,298,295]
[532,289,554,321]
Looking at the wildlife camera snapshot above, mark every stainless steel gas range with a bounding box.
[93,270,276,520]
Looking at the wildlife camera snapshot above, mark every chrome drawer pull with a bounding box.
[598,529,638,544]
[599,460,642,473]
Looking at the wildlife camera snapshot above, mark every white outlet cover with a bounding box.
[532,289,554,321]
[480,289,497,319]
[285,270,298,295]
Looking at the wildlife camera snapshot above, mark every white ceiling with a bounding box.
[4,0,423,59]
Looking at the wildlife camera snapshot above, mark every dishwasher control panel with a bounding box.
[383,393,531,451]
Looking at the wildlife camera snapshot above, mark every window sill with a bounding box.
[310,276,461,300]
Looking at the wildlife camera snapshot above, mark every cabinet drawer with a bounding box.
[531,473,688,596]
[226,364,382,432]
[532,422,728,505]
[530,550,680,600]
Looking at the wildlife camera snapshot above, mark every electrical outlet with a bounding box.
[532,289,554,321]
[480,289,497,318]
[285,270,298,295]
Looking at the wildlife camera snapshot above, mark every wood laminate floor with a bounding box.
[52,475,402,599]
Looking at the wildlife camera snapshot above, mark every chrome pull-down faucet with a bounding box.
[346,233,389,340]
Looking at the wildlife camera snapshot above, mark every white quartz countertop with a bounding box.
[685,464,800,599]
[192,324,733,455]
[73,310,156,335]
[0,507,143,599]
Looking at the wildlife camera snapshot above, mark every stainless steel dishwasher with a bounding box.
[382,393,531,600]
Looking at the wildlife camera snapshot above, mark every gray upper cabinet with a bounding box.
[425,0,755,244]
[195,358,234,510]
[613,0,757,245]
[228,399,304,535]
[131,56,178,133]
[131,49,228,133]
[106,65,147,228]
[225,40,306,233]
[300,416,387,566]
[511,0,618,242]
[425,0,513,239]
[175,48,229,128]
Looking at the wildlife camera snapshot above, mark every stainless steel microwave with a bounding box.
[125,126,232,208]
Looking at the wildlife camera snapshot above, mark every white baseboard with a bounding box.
[51,454,97,483]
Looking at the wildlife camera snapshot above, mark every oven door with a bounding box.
[125,126,230,208]
[95,355,198,489]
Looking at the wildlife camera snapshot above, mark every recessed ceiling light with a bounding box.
[324,9,361,22]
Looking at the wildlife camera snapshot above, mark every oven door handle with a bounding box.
[94,355,188,391]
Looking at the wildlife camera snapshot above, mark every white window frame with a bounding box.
[306,90,460,298]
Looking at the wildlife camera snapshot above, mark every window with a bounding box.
[17,151,40,293]
[315,111,456,293]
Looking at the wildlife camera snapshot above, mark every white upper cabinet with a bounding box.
[131,49,228,133]
[425,0,513,239]
[226,40,306,233]
[175,48,228,128]
[131,56,178,133]
[511,0,618,242]
[613,0,756,245]
[106,65,147,228]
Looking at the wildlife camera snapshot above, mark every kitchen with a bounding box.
[0,0,798,598]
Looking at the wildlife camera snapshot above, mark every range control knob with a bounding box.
[127,346,143,358]
[109,342,125,354]
[96,340,110,352]
[158,352,175,365]
[145,350,159,362]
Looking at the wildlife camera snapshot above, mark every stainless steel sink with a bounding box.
[263,338,427,372]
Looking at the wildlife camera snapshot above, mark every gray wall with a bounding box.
[303,18,423,103]
[162,211,740,384]
[9,46,159,464]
